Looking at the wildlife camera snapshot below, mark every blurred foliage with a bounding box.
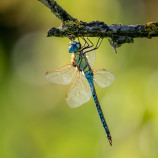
[0,0,158,158]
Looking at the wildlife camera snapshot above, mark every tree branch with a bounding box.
[38,0,158,48]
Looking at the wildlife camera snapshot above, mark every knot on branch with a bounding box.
[110,35,134,48]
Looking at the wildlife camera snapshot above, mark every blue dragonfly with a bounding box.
[45,38,115,145]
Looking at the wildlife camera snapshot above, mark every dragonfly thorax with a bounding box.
[71,51,91,73]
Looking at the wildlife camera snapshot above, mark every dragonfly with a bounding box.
[45,38,115,146]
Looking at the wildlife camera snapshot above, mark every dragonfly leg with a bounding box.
[96,37,103,48]
[83,37,103,54]
[86,37,94,48]
[77,37,80,43]
[81,37,88,48]
[80,37,94,51]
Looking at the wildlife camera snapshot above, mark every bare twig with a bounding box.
[38,0,158,48]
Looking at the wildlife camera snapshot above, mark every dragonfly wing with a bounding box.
[45,64,76,85]
[66,72,92,108]
[93,69,115,88]
[86,50,96,68]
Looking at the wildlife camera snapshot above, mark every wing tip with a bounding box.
[66,97,83,108]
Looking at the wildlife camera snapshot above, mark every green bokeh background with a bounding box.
[0,0,158,158]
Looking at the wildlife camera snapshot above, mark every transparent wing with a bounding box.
[93,69,115,88]
[85,50,96,68]
[45,64,76,85]
[66,72,92,108]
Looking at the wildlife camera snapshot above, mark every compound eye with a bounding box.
[76,43,81,49]
[73,41,77,45]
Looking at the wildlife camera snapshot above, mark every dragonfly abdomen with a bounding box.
[84,71,112,146]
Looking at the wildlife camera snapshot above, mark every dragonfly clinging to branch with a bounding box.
[45,38,115,146]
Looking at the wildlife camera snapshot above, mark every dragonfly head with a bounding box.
[69,41,81,53]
